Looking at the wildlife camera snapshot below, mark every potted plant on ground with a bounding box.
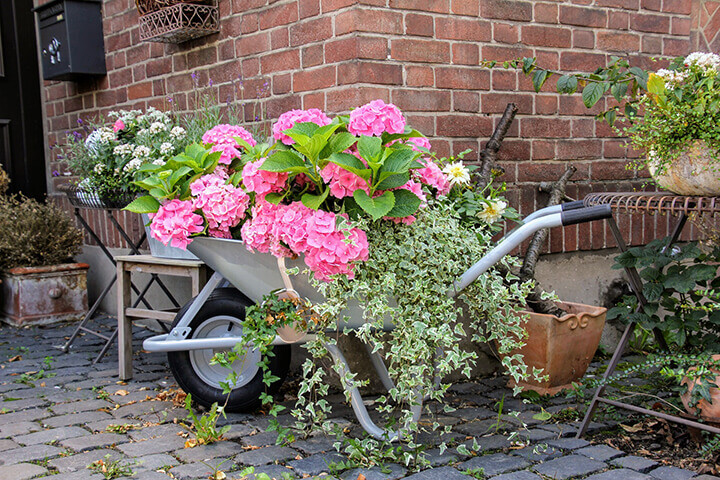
[126,101,535,463]
[494,52,720,196]
[0,169,87,327]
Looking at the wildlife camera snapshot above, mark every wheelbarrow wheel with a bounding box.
[167,288,291,412]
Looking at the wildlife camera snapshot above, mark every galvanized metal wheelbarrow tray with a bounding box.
[143,202,610,441]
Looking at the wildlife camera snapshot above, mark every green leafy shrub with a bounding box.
[0,194,83,270]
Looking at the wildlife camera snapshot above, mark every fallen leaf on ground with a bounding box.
[184,438,198,449]
[7,355,21,362]
[115,390,129,396]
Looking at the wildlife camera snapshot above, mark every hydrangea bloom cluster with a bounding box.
[241,201,369,280]
[272,109,332,145]
[320,162,370,199]
[190,174,250,239]
[348,100,406,136]
[242,159,288,198]
[202,124,257,165]
[149,199,205,249]
[413,159,451,196]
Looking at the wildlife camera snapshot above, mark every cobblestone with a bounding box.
[610,455,660,473]
[60,432,129,451]
[532,454,606,479]
[585,469,652,480]
[0,462,48,479]
[575,444,625,461]
[649,466,699,480]
[13,426,90,445]
[235,445,299,466]
[458,453,530,476]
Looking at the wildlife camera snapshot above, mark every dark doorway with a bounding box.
[0,0,46,200]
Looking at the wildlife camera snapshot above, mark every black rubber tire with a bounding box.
[167,288,291,412]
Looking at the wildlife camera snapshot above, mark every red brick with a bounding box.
[435,17,492,41]
[302,44,324,68]
[223,15,243,37]
[663,37,690,56]
[571,118,595,137]
[357,37,388,59]
[406,114,436,136]
[597,31,640,52]
[532,140,556,160]
[631,14,670,34]
[273,73,292,95]
[259,2,299,30]
[482,45,533,62]
[303,91,326,110]
[325,37,358,63]
[406,65,435,86]
[603,139,628,158]
[556,140,602,160]
[595,0,639,8]
[321,0,355,12]
[493,23,519,43]
[266,95,303,119]
[393,89,451,111]
[642,35,663,54]
[534,3,558,24]
[482,92,533,114]
[241,57,260,77]
[299,0,321,18]
[436,67,490,90]
[560,51,607,71]
[535,94,557,115]
[641,0,661,10]
[559,5,607,27]
[517,161,568,182]
[261,50,301,74]
[452,43,479,65]
[293,65,336,92]
[453,91,479,112]
[663,0,692,14]
[491,70,517,90]
[338,62,403,85]
[481,0,532,21]
[572,30,595,49]
[405,13,434,37]
[271,28,290,49]
[521,118,571,138]
[290,17,333,46]
[241,13,259,34]
[591,160,634,180]
[128,81,152,100]
[389,0,449,13]
[451,0,479,16]
[391,39,451,63]
[336,8,403,35]
[436,115,493,137]
[327,86,391,111]
[607,11,629,30]
[671,17,691,36]
[559,95,604,116]
[219,40,236,61]
[237,32,270,56]
[522,25,572,47]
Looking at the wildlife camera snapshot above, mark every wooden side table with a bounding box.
[116,255,207,380]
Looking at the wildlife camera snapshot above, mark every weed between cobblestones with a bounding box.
[88,454,136,479]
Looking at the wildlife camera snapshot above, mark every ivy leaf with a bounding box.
[353,190,395,220]
[582,82,605,108]
[260,151,307,173]
[124,195,160,214]
[385,189,421,218]
[301,188,330,210]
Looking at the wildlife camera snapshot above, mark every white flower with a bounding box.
[655,68,688,86]
[684,52,720,73]
[442,161,471,186]
[137,128,149,137]
[123,158,143,172]
[133,145,151,158]
[477,200,507,224]
[159,142,174,155]
[153,158,166,166]
[113,144,134,157]
[93,163,105,174]
[97,127,115,144]
[170,126,186,140]
[149,121,167,134]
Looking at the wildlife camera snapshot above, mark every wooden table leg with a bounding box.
[117,260,133,380]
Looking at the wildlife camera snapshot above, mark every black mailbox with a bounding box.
[34,0,106,81]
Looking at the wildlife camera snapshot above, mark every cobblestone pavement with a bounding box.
[0,319,715,480]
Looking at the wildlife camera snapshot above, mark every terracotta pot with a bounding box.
[506,301,607,395]
[680,354,720,423]
[0,263,89,327]
[648,140,720,196]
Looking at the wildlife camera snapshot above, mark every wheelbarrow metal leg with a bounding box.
[363,342,395,392]
[325,343,422,442]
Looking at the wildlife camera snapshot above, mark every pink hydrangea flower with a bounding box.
[387,136,432,153]
[382,180,426,225]
[191,174,249,238]
[113,119,125,133]
[240,201,281,254]
[202,124,256,164]
[272,109,332,145]
[320,162,370,199]
[413,158,451,196]
[304,227,369,281]
[275,201,315,253]
[149,199,204,250]
[242,159,288,197]
[348,100,406,137]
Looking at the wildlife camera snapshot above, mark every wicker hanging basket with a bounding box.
[135,0,212,15]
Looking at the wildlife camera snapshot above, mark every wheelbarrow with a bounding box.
[143,201,610,441]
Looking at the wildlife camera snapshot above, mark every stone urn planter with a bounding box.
[680,354,720,423]
[0,263,89,327]
[648,140,720,196]
[506,301,607,395]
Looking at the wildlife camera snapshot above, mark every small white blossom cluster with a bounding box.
[93,163,105,174]
[684,52,720,73]
[149,122,167,134]
[170,126,187,140]
[153,158,167,166]
[160,142,174,155]
[655,68,689,86]
[133,146,151,158]
[113,144,134,157]
[123,158,143,172]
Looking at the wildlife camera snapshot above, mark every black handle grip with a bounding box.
[561,204,612,226]
[561,200,586,211]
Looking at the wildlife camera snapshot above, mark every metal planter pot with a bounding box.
[0,263,89,327]
[141,213,198,260]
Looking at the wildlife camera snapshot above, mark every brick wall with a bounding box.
[40,0,711,253]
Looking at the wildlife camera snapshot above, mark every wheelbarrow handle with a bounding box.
[451,204,612,296]
[521,200,586,224]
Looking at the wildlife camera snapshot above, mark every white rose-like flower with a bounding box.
[133,145,151,158]
[477,200,508,224]
[442,161,471,186]
[159,142,174,155]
